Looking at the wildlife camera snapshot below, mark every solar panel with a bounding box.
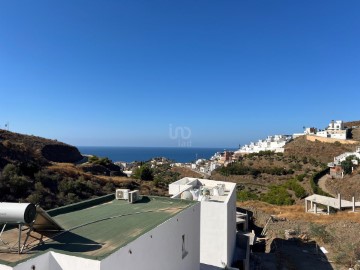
[33,207,64,232]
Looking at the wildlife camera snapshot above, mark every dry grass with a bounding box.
[344,120,360,128]
[171,167,203,178]
[48,162,79,174]
[285,136,358,163]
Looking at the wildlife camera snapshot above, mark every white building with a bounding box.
[169,178,245,270]
[328,147,360,168]
[234,135,292,155]
[300,120,348,140]
[209,162,221,172]
[0,194,200,270]
[328,120,344,131]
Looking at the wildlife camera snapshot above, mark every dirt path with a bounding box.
[318,175,336,197]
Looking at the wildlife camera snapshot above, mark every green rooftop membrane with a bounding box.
[0,195,197,265]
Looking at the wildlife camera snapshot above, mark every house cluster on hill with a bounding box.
[328,146,360,179]
[294,120,349,140]
[234,135,292,155]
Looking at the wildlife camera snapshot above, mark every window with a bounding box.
[182,234,188,259]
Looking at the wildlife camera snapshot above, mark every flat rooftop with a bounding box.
[0,195,196,266]
[305,194,360,210]
[169,177,236,203]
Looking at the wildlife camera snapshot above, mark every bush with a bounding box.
[284,179,307,198]
[260,185,294,205]
[133,165,154,181]
[295,174,306,182]
[333,141,341,147]
[237,190,259,202]
[89,155,113,166]
[218,162,294,177]
[309,223,333,244]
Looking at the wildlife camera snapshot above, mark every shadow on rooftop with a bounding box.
[32,231,103,253]
[134,196,151,204]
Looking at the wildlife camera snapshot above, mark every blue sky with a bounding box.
[0,0,359,147]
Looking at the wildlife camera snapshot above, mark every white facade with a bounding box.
[100,205,200,270]
[302,120,348,140]
[328,147,360,168]
[234,135,292,155]
[328,120,344,131]
[169,178,237,269]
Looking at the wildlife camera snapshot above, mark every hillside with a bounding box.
[0,129,83,168]
[239,200,360,268]
[211,151,324,205]
[0,130,134,209]
[284,136,358,163]
[344,120,360,128]
[0,130,189,209]
[325,167,360,200]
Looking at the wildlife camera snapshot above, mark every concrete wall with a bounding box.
[0,264,14,270]
[50,253,100,270]
[226,187,237,266]
[12,253,50,270]
[100,203,200,270]
[169,178,198,195]
[200,201,227,268]
[306,135,359,144]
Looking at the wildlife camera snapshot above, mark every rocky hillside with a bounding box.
[0,129,83,168]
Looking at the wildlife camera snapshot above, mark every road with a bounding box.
[317,175,336,197]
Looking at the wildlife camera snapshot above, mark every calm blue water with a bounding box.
[77,146,232,163]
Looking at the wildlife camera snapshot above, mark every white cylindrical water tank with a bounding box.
[0,203,37,224]
[190,189,199,200]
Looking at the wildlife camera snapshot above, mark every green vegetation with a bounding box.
[260,185,294,205]
[89,155,113,166]
[133,165,154,181]
[235,176,307,205]
[341,155,360,175]
[309,223,333,244]
[310,168,331,196]
[283,179,307,198]
[237,190,259,201]
[0,163,120,209]
[246,150,280,158]
[153,164,181,188]
[218,162,294,177]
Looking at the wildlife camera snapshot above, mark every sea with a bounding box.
[77,146,234,163]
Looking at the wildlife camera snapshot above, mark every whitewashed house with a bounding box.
[169,178,247,270]
[234,135,292,155]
